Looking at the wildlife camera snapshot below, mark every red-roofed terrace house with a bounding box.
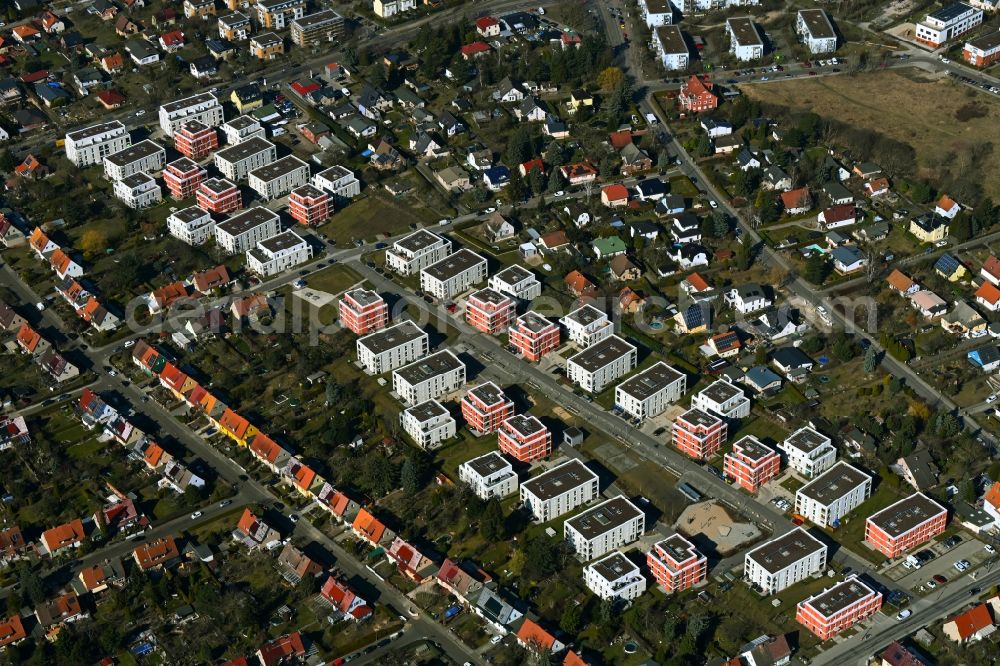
[320,577,373,621]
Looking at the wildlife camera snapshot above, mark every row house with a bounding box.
[583,551,647,601]
[158,92,224,137]
[386,229,452,276]
[436,559,486,604]
[566,335,637,393]
[247,230,312,277]
[647,533,707,594]
[794,462,872,527]
[113,173,162,209]
[214,136,277,181]
[248,155,310,200]
[672,408,727,460]
[386,536,436,582]
[461,382,514,435]
[560,304,613,348]
[104,139,165,180]
[167,206,214,245]
[724,435,781,492]
[174,119,219,160]
[163,157,208,200]
[40,518,86,555]
[338,288,388,336]
[508,311,560,362]
[458,451,518,500]
[400,399,456,449]
[49,248,83,280]
[465,288,515,335]
[564,496,645,561]
[864,492,948,558]
[420,249,488,300]
[744,527,827,594]
[392,349,466,405]
[234,508,280,549]
[356,320,428,374]
[197,177,242,214]
[133,536,180,571]
[520,459,599,522]
[497,414,551,463]
[65,120,130,167]
[489,264,541,302]
[615,361,685,421]
[288,184,331,226]
[215,206,280,254]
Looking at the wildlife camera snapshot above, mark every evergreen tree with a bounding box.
[507,170,528,203]
[657,148,670,169]
[864,345,878,373]
[528,167,546,196]
[950,215,972,242]
[713,211,728,237]
[0,149,14,172]
[696,133,713,157]
[479,498,505,540]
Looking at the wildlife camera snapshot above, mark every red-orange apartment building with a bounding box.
[508,311,560,362]
[288,184,331,226]
[646,533,707,593]
[724,435,781,492]
[672,408,726,460]
[465,288,515,335]
[864,492,948,559]
[497,414,551,462]
[174,119,219,160]
[796,576,882,640]
[460,382,514,435]
[197,177,242,215]
[338,288,388,336]
[163,157,207,199]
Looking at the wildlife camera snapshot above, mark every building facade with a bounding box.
[794,462,872,527]
[653,25,689,70]
[508,312,561,362]
[727,17,764,60]
[520,460,599,522]
[400,399,456,449]
[615,362,686,421]
[915,2,983,48]
[65,121,130,167]
[214,206,280,254]
[288,185,331,226]
[167,206,214,246]
[796,9,837,54]
[566,335,637,393]
[672,408,727,460]
[724,435,781,492]
[583,552,647,601]
[158,92,224,136]
[497,414,552,463]
[196,178,242,214]
[113,172,162,209]
[459,451,518,500]
[386,230,452,276]
[312,165,361,201]
[864,492,948,558]
[339,289,388,336]
[173,119,219,160]
[289,9,344,46]
[796,576,883,640]
[246,229,313,277]
[392,350,467,406]
[248,155,310,200]
[420,249,488,300]
[565,497,645,561]
[163,157,207,199]
[647,533,707,593]
[465,288,515,335]
[460,382,514,435]
[744,528,828,595]
[356,320,428,374]
[779,427,837,478]
[560,304,614,348]
[104,140,165,181]
[214,136,277,181]
[489,265,542,302]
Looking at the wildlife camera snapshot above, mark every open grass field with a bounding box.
[741,69,1000,199]
[317,191,449,245]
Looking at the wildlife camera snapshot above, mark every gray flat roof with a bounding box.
[563,304,608,327]
[798,9,835,40]
[423,249,486,282]
[655,25,687,55]
[589,551,639,582]
[503,414,545,438]
[395,350,464,385]
[105,139,163,166]
[317,165,353,180]
[644,0,673,13]
[67,120,125,142]
[784,427,831,453]
[200,177,237,194]
[732,436,776,462]
[257,229,305,253]
[521,459,597,501]
[171,206,210,224]
[469,288,512,307]
[120,172,155,188]
[216,207,278,237]
[802,577,877,618]
[290,184,327,200]
[698,379,744,405]
[358,320,426,354]
[654,533,699,565]
[566,496,643,541]
[161,92,218,114]
[568,335,636,373]
[928,1,975,22]
[746,528,826,573]
[967,29,1000,51]
[463,451,512,478]
[677,408,721,429]
[167,156,201,173]
[225,115,260,131]
[405,399,449,422]
[252,32,283,47]
[344,288,381,308]
[178,119,211,135]
[394,229,447,253]
[515,311,556,334]
[617,362,683,401]
[219,11,250,26]
[866,493,946,538]
[215,136,275,165]
[467,381,507,407]
[798,462,871,505]
[493,264,533,284]
[292,9,343,28]
[249,155,308,183]
[728,17,763,46]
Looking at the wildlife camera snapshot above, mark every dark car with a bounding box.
[933,574,948,584]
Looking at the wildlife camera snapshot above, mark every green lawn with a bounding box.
[317,194,447,245]
[821,478,905,564]
[305,264,363,295]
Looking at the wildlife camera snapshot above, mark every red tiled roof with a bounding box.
[983,256,1000,280]
[937,194,958,212]
[947,603,993,640]
[602,183,629,201]
[517,618,558,650]
[460,41,491,56]
[160,30,184,46]
[780,187,810,209]
[985,481,1000,510]
[41,519,85,550]
[256,632,305,666]
[976,282,1000,305]
[685,272,710,291]
[540,230,569,248]
[352,509,385,543]
[133,536,179,570]
[97,89,126,106]
[0,615,25,647]
[475,16,499,29]
[250,434,283,463]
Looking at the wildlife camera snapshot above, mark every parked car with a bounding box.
[896,609,912,621]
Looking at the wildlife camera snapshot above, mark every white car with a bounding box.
[926,579,937,589]
[935,239,948,247]
[108,369,118,377]
[438,218,451,226]
[709,200,718,209]
[484,207,496,214]
[124,339,135,348]
[940,57,950,64]
[554,191,565,197]
[490,635,503,645]
[340,88,351,96]
[191,511,203,519]
[896,609,912,621]
[985,544,996,553]
[955,560,970,572]
[987,395,998,404]
[135,109,145,116]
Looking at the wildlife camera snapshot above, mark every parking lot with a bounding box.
[885,535,997,593]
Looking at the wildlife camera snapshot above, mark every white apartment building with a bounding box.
[653,25,690,70]
[690,379,751,420]
[560,304,614,348]
[488,265,541,301]
[565,496,646,561]
[65,121,130,167]
[615,362,686,421]
[356,320,429,375]
[373,0,416,19]
[312,165,361,201]
[916,2,983,48]
[246,230,312,277]
[218,12,251,41]
[214,137,277,181]
[167,206,214,245]
[256,0,305,29]
[386,229,452,276]
[392,350,467,406]
[583,552,647,601]
[221,115,265,145]
[795,462,872,527]
[112,172,162,209]
[566,335,637,393]
[779,427,837,478]
[520,459,599,522]
[459,451,518,501]
[214,206,280,254]
[744,527,828,594]
[159,92,224,137]
[400,399,456,449]
[796,9,837,54]
[248,155,310,200]
[104,140,166,181]
[639,0,674,27]
[727,17,765,61]
[420,249,488,300]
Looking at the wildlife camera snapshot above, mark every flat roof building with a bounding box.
[214,206,280,254]
[796,575,882,640]
[864,492,947,558]
[615,362,686,421]
[795,462,872,527]
[584,552,647,601]
[392,349,467,406]
[459,451,518,501]
[356,320,428,375]
[727,17,765,61]
[744,527,828,595]
[386,229,452,276]
[796,9,837,54]
[566,335,637,393]
[420,249,488,300]
[520,459,599,522]
[565,496,645,561]
[779,426,837,478]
